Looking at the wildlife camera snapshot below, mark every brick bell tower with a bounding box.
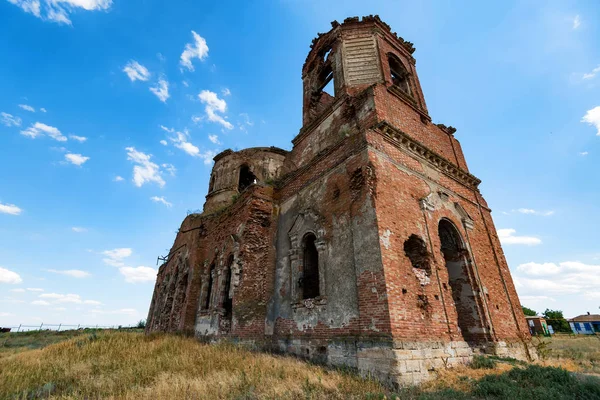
[270,15,535,383]
[147,15,535,387]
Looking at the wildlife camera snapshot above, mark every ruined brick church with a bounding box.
[146,16,535,384]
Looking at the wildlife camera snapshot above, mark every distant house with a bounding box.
[569,313,600,335]
[526,316,549,335]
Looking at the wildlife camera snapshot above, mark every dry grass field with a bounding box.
[1,330,600,399]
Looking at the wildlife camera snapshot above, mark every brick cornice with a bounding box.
[373,121,481,189]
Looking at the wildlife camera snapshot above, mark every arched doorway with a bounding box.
[438,219,489,344]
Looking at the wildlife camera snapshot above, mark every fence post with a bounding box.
[77,324,80,330]
[17,324,21,333]
[39,323,43,331]
[57,324,61,332]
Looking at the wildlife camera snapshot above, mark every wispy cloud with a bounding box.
[119,266,156,283]
[582,106,600,135]
[0,202,22,216]
[580,151,589,156]
[222,88,231,96]
[198,90,233,129]
[583,65,600,80]
[71,227,87,233]
[47,269,91,278]
[573,15,581,30]
[150,196,172,208]
[21,122,67,141]
[123,60,150,82]
[0,266,22,284]
[1,112,21,127]
[180,31,209,71]
[65,153,90,166]
[497,228,542,246]
[40,108,47,113]
[150,78,170,103]
[114,175,124,182]
[125,147,165,187]
[69,135,87,142]
[102,248,132,267]
[513,208,555,216]
[18,104,35,112]
[208,134,220,144]
[7,0,113,25]
[161,126,215,164]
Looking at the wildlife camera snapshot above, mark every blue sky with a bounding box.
[0,0,599,328]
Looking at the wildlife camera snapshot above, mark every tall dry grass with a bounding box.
[0,331,388,399]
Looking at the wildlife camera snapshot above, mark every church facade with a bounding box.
[146,16,535,385]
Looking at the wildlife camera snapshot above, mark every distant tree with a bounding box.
[522,306,538,317]
[543,309,571,333]
[136,319,146,329]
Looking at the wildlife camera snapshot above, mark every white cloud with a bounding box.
[180,31,209,71]
[583,65,600,80]
[123,60,150,82]
[0,267,23,284]
[40,108,47,113]
[160,140,168,146]
[238,113,254,132]
[222,88,231,96]
[119,266,156,283]
[65,153,90,166]
[582,106,600,135]
[7,0,113,25]
[102,248,132,267]
[580,151,589,156]
[150,196,172,208]
[517,262,560,276]
[72,226,87,233]
[208,134,220,144]
[32,300,50,306]
[125,147,165,187]
[497,228,542,246]
[150,78,170,103]
[514,208,555,216]
[40,293,82,303]
[83,299,102,305]
[114,175,124,182]
[27,288,43,292]
[69,135,87,142]
[0,202,23,215]
[161,163,176,176]
[90,307,138,315]
[47,269,90,278]
[0,312,15,316]
[20,122,67,141]
[18,104,35,112]
[198,90,233,129]
[10,288,26,293]
[573,15,581,30]
[1,112,21,127]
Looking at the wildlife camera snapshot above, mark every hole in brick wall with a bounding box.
[443,283,448,290]
[404,234,432,276]
[223,255,234,319]
[434,295,439,300]
[238,164,256,192]
[318,346,327,354]
[417,294,432,317]
[496,305,499,310]
[332,186,340,200]
[402,288,407,294]
[322,48,331,62]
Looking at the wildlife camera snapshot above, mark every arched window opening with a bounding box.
[209,174,216,192]
[223,255,234,318]
[404,234,431,275]
[302,233,320,299]
[204,263,215,310]
[238,164,256,192]
[438,219,487,344]
[388,54,411,96]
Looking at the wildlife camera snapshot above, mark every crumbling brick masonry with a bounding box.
[146,15,536,386]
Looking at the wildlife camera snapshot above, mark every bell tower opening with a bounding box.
[238,164,256,192]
